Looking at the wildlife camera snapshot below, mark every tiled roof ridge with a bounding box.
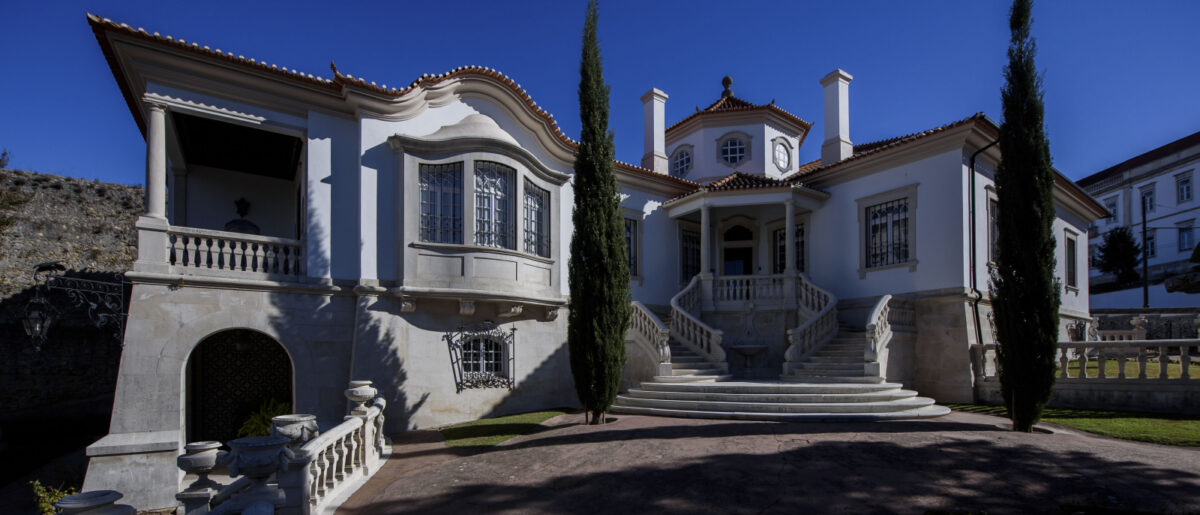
[788,113,989,182]
[1076,128,1200,188]
[665,101,811,135]
[87,14,704,193]
[703,95,757,111]
[87,14,339,90]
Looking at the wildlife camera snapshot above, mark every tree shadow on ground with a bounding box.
[344,418,1200,514]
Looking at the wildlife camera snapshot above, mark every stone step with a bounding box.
[669,355,708,364]
[806,355,866,364]
[793,363,865,373]
[611,404,951,422]
[780,374,885,384]
[671,360,718,369]
[615,395,938,414]
[637,381,904,394]
[811,350,862,358]
[671,366,723,376]
[623,388,918,404]
[652,374,734,383]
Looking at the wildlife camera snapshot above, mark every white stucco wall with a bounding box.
[621,185,676,306]
[184,165,298,239]
[808,149,967,301]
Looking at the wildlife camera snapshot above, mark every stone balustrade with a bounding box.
[712,274,786,304]
[783,274,837,374]
[176,380,387,514]
[971,340,1200,413]
[670,275,726,366]
[863,295,893,375]
[166,226,305,279]
[629,301,672,376]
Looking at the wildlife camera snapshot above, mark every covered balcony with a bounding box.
[132,103,307,282]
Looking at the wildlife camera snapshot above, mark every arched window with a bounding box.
[671,147,692,177]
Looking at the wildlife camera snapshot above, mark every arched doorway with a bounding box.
[722,224,755,275]
[186,329,292,443]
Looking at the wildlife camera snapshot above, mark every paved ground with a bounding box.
[339,411,1200,514]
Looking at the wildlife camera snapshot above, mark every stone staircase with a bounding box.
[781,324,882,384]
[653,340,732,383]
[613,310,949,421]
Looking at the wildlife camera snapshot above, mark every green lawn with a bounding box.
[440,409,568,448]
[1063,358,1200,379]
[949,404,1200,446]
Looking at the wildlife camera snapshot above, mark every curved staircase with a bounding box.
[612,381,948,421]
[614,303,949,421]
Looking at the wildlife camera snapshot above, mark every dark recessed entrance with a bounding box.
[724,247,753,275]
[186,329,292,443]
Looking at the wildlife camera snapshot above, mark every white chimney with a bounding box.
[820,69,853,164]
[640,88,668,174]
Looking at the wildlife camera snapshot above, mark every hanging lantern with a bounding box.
[23,296,54,343]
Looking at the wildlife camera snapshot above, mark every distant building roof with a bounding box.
[1076,129,1200,189]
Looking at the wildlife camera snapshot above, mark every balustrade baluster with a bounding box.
[1159,346,1169,379]
[1078,347,1089,379]
[170,234,184,266]
[1117,349,1126,379]
[1181,346,1191,380]
[253,243,265,273]
[1138,347,1148,379]
[1097,345,1107,379]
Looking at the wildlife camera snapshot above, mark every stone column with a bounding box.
[784,201,796,304]
[134,104,171,274]
[700,205,714,310]
[144,102,168,220]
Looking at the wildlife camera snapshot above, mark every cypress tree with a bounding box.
[567,0,629,425]
[991,0,1061,432]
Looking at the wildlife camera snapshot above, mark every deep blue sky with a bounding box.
[1,1,1197,186]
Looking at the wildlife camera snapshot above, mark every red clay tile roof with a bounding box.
[1076,129,1200,188]
[665,90,811,135]
[667,171,823,203]
[787,113,993,182]
[87,14,698,193]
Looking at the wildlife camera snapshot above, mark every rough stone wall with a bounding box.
[0,168,142,299]
[0,168,142,413]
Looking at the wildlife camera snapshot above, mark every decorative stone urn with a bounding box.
[177,441,225,490]
[53,490,135,514]
[226,435,290,480]
[345,380,377,415]
[270,414,319,447]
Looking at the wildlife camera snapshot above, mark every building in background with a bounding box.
[1078,130,1200,308]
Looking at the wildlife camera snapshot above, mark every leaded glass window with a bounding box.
[866,198,910,268]
[625,218,638,275]
[523,180,550,257]
[418,162,463,244]
[773,223,806,273]
[720,138,746,165]
[474,161,515,249]
[680,229,700,282]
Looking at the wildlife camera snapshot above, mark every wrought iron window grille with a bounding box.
[444,321,516,392]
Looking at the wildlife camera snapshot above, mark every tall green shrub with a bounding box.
[567,0,629,425]
[1096,226,1141,283]
[991,0,1061,432]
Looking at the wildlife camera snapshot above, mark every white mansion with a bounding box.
[82,15,1106,510]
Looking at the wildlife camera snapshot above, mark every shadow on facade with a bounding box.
[0,270,128,489]
[342,422,1200,514]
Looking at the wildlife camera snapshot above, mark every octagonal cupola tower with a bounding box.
[642,77,812,185]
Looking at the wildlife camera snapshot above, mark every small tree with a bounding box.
[0,149,10,169]
[1096,226,1141,283]
[567,0,629,425]
[991,0,1061,432]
